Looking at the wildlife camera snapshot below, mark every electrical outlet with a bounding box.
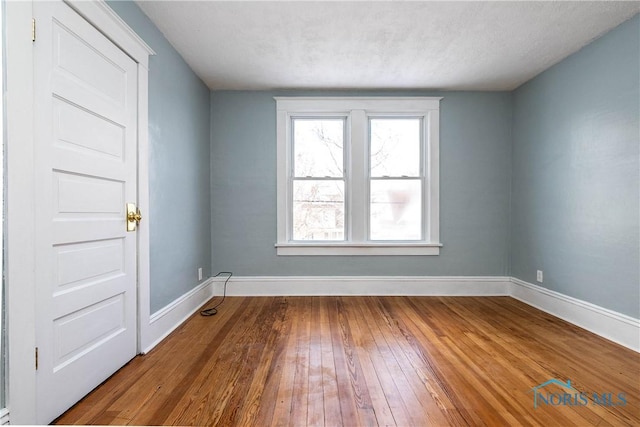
[198,267,203,281]
[536,270,543,283]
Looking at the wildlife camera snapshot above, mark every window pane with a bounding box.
[370,118,421,177]
[294,119,344,177]
[293,180,345,240]
[370,179,421,240]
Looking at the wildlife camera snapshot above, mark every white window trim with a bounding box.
[275,97,442,256]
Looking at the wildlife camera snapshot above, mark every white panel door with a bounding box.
[33,1,138,423]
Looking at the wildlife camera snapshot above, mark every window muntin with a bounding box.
[369,117,424,241]
[291,118,346,241]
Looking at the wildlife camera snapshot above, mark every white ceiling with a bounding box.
[135,1,640,91]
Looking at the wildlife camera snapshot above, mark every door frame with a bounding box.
[5,0,154,423]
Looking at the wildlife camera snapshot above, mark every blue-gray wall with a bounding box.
[511,15,640,318]
[211,91,512,276]
[107,1,212,313]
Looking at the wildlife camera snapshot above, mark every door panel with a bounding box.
[53,294,126,370]
[54,239,125,291]
[34,1,138,423]
[54,98,126,160]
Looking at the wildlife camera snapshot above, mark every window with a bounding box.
[276,97,442,256]
[292,118,346,241]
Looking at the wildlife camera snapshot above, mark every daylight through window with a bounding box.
[292,118,346,241]
[369,117,423,241]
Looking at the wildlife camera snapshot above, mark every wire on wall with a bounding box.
[200,271,232,316]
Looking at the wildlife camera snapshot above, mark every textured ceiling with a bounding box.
[135,1,640,91]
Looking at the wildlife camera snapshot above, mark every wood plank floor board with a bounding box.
[399,318,507,424]
[361,297,443,426]
[290,296,312,426]
[252,297,295,426]
[306,297,325,427]
[380,298,479,422]
[211,297,287,426]
[339,298,380,425]
[54,296,640,426]
[270,297,301,427]
[319,296,342,427]
[327,297,372,427]
[349,298,405,426]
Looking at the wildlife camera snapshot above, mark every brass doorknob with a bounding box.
[126,203,142,232]
[127,209,142,224]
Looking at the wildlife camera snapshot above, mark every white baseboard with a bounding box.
[213,276,511,296]
[143,278,215,354]
[510,278,640,352]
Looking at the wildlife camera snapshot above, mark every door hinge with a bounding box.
[31,18,36,42]
[35,347,39,370]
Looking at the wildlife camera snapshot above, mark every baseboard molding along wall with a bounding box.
[510,277,640,352]
[213,276,510,296]
[143,275,639,353]
[144,277,216,354]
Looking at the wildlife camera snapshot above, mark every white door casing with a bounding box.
[33,1,137,423]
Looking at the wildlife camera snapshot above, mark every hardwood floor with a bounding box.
[55,296,640,426]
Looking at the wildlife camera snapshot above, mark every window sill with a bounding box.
[275,242,442,256]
